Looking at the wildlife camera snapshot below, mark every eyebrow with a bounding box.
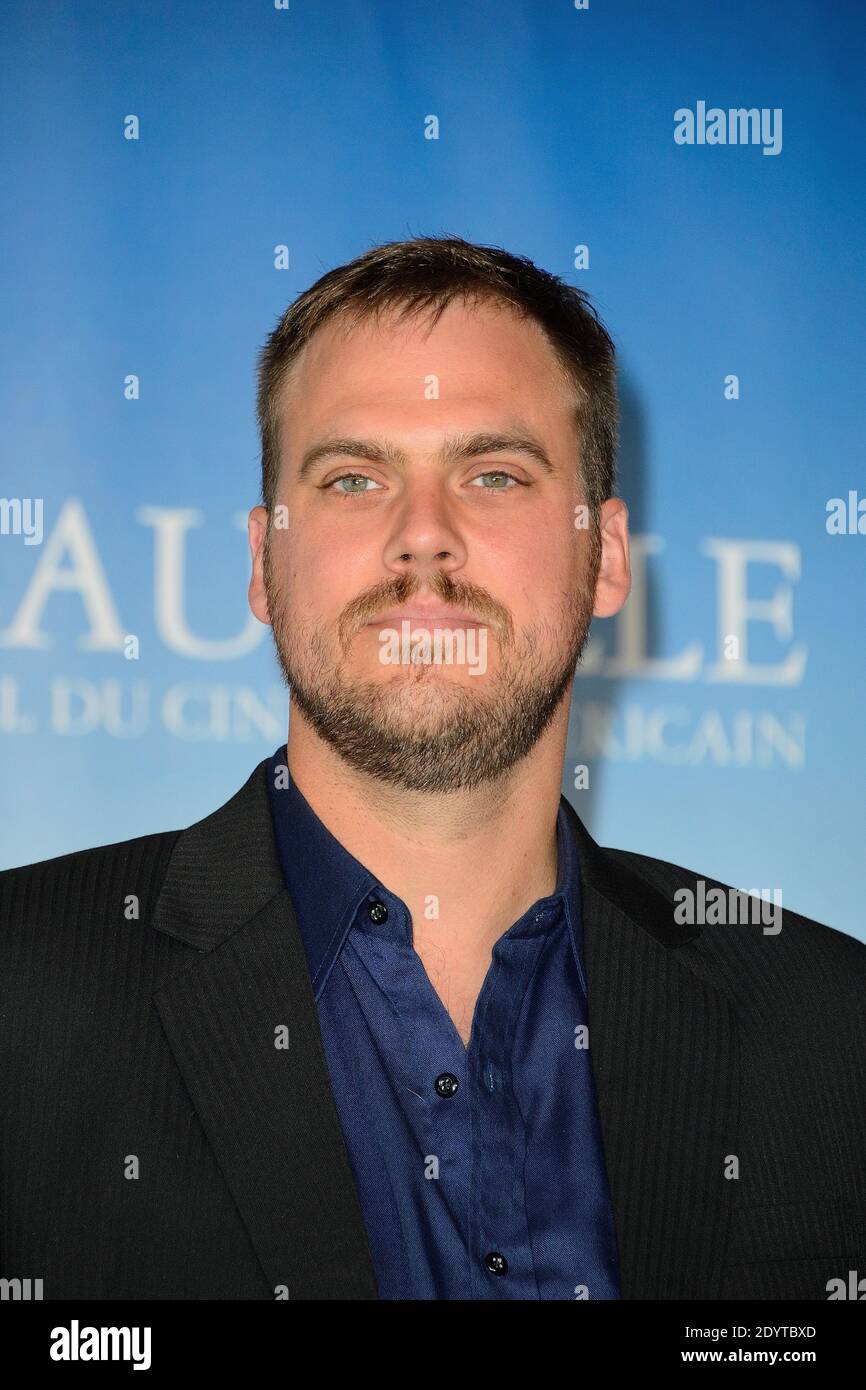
[296,429,557,482]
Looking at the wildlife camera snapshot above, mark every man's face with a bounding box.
[251,297,609,793]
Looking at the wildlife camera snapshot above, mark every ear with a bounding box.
[247,506,272,625]
[592,498,631,618]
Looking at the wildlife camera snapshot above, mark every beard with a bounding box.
[263,534,600,794]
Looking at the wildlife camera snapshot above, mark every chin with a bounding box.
[370,675,480,716]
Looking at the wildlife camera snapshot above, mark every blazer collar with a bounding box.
[265,746,596,1002]
[151,756,699,956]
[151,756,735,1300]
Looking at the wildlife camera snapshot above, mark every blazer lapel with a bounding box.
[562,799,739,1300]
[151,755,736,1301]
[151,760,378,1300]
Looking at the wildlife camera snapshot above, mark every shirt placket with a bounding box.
[467,926,549,1299]
[347,891,476,1297]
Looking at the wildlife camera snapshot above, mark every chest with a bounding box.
[412,939,492,1047]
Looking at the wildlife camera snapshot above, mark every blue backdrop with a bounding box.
[1,0,863,941]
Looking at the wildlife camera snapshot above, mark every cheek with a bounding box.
[498,531,574,606]
[298,515,381,585]
[283,535,368,621]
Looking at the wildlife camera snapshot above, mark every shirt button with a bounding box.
[484,1251,508,1276]
[435,1072,459,1098]
[367,900,388,924]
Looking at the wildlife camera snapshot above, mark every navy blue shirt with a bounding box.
[266,746,621,1300]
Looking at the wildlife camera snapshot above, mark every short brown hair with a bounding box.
[255,234,618,518]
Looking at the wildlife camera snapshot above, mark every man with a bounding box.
[2,236,865,1301]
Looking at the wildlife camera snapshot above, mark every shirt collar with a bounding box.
[265,744,585,1000]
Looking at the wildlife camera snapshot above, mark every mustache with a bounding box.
[262,542,514,654]
[338,571,513,653]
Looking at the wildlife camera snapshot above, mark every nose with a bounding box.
[382,480,468,581]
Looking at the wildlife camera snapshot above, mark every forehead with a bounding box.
[276,298,575,442]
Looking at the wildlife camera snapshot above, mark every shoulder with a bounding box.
[603,845,866,1172]
[0,829,182,938]
[603,843,866,987]
[602,845,866,1113]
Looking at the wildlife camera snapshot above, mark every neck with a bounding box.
[284,700,570,951]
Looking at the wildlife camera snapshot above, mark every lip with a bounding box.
[367,609,484,627]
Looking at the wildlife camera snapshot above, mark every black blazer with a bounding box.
[2,757,865,1300]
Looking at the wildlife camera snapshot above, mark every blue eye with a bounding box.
[325,469,522,497]
[329,474,382,496]
[470,470,520,490]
